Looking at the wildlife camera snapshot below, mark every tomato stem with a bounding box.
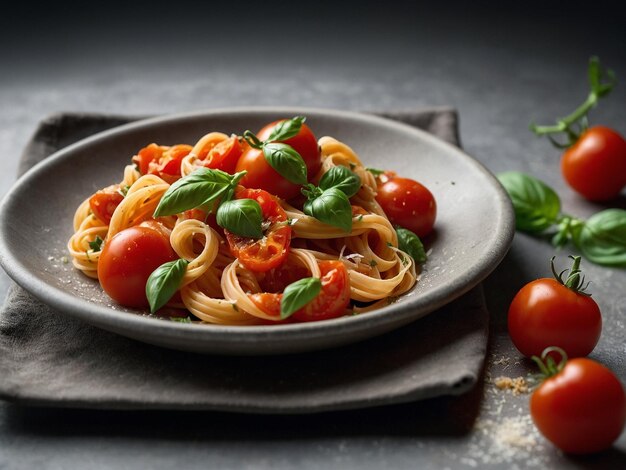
[551,255,592,296]
[243,130,263,149]
[530,57,616,147]
[531,346,568,380]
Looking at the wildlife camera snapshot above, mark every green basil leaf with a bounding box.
[263,143,308,185]
[146,259,189,313]
[216,199,263,238]
[573,209,626,267]
[280,276,321,319]
[303,187,352,232]
[266,116,306,142]
[153,168,245,217]
[88,235,104,252]
[396,227,427,264]
[497,172,561,233]
[318,166,361,198]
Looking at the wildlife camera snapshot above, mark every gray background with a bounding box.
[1,1,625,468]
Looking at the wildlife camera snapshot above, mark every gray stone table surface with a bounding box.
[1,2,625,469]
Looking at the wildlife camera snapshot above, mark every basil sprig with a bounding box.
[318,166,361,198]
[243,116,308,185]
[216,199,264,239]
[396,227,427,264]
[498,171,626,267]
[574,209,626,267]
[146,258,189,313]
[301,166,362,232]
[498,171,561,233]
[153,168,246,217]
[280,276,321,319]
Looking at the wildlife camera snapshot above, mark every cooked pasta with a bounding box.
[68,118,424,325]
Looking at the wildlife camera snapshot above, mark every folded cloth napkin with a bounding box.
[0,109,486,413]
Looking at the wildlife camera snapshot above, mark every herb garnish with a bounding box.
[146,258,189,313]
[88,235,104,252]
[242,116,308,185]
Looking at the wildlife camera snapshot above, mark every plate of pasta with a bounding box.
[0,108,514,354]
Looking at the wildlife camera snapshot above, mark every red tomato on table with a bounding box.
[561,126,626,201]
[375,176,436,238]
[531,355,625,454]
[236,119,321,199]
[508,257,602,359]
[98,225,176,308]
[224,188,292,272]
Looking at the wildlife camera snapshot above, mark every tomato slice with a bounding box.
[132,143,192,183]
[224,188,291,272]
[249,260,351,322]
[201,135,243,174]
[89,184,124,224]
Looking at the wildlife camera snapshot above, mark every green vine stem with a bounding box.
[530,56,616,147]
[531,346,568,379]
[550,255,591,296]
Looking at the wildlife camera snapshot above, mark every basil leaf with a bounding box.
[267,116,306,142]
[154,168,245,217]
[396,227,427,264]
[319,166,361,198]
[574,209,626,267]
[146,259,189,313]
[216,199,263,238]
[263,143,308,185]
[88,235,104,252]
[497,172,561,233]
[280,276,321,319]
[303,187,352,232]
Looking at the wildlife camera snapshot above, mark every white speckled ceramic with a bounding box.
[0,108,514,354]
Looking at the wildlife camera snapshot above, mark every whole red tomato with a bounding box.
[561,126,626,201]
[508,256,601,358]
[375,176,436,238]
[530,351,626,454]
[98,224,176,308]
[236,119,321,200]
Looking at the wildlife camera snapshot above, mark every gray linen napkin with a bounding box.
[0,109,486,413]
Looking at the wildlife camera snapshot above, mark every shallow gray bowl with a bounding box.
[0,108,514,355]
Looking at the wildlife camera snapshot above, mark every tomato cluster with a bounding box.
[508,256,625,454]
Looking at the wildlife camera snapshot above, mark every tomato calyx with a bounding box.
[550,255,591,296]
[531,56,616,147]
[531,346,568,381]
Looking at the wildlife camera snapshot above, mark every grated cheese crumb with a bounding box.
[493,376,529,396]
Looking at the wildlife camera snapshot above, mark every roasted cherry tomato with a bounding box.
[561,126,626,201]
[132,143,193,184]
[224,188,291,272]
[98,225,176,308]
[89,184,124,224]
[508,256,601,359]
[530,349,626,454]
[236,119,321,199]
[250,260,351,322]
[375,176,436,238]
[200,135,243,174]
[259,262,310,293]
